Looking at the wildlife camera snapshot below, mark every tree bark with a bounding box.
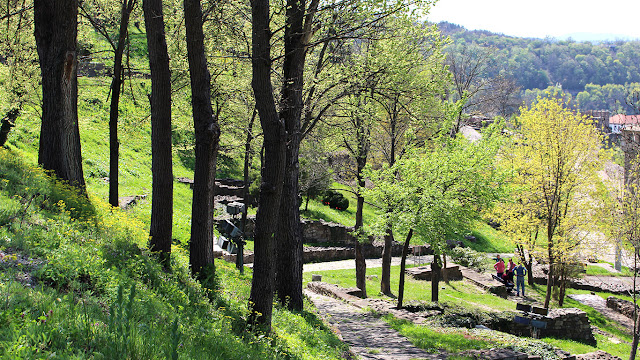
[248,0,287,331]
[184,0,220,278]
[397,229,413,308]
[275,0,306,311]
[431,254,441,302]
[354,148,368,298]
[381,228,393,295]
[34,0,86,191]
[0,108,19,147]
[144,0,173,265]
[544,262,553,308]
[108,0,135,208]
[241,109,256,235]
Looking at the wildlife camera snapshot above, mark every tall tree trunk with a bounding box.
[397,229,413,308]
[275,0,306,311]
[630,250,639,360]
[238,109,256,274]
[381,227,393,295]
[241,109,256,235]
[248,0,286,331]
[558,264,567,307]
[184,0,220,278]
[431,253,441,302]
[354,147,368,298]
[544,262,553,308]
[144,0,173,265]
[0,108,19,147]
[34,0,86,191]
[381,100,398,295]
[517,244,535,285]
[108,0,135,208]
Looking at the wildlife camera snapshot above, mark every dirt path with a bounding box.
[305,289,445,360]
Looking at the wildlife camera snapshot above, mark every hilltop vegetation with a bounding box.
[439,22,640,115]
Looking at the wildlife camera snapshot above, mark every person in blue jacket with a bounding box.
[514,262,527,296]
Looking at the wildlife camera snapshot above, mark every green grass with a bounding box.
[542,334,630,359]
[303,265,514,311]
[300,182,379,227]
[386,316,492,353]
[0,148,348,359]
[384,316,575,359]
[456,222,515,254]
[585,264,634,277]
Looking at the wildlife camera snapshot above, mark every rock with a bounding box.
[606,296,639,320]
[575,350,621,360]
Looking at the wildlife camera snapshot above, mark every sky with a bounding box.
[426,0,640,41]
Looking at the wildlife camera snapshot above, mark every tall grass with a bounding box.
[0,148,348,359]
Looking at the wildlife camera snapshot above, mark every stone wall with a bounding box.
[303,244,403,263]
[543,308,595,343]
[301,218,356,245]
[405,265,463,281]
[607,296,639,320]
[497,308,594,344]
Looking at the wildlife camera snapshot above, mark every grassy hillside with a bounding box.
[0,148,347,359]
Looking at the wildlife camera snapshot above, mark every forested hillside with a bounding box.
[439,21,640,114]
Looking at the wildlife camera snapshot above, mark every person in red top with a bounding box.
[494,257,505,278]
[506,259,516,282]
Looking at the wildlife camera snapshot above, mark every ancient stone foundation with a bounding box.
[496,308,595,344]
[606,296,639,320]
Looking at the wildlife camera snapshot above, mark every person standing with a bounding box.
[506,258,516,282]
[494,257,505,279]
[514,262,527,296]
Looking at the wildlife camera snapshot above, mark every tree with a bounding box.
[508,97,603,308]
[143,0,173,265]
[366,19,448,296]
[445,43,505,135]
[0,0,36,148]
[184,0,221,277]
[79,0,136,208]
[247,0,287,331]
[365,123,506,306]
[34,0,86,190]
[274,0,440,311]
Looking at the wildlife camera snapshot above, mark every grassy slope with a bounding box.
[0,148,347,359]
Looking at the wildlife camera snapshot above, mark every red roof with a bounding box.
[610,114,640,125]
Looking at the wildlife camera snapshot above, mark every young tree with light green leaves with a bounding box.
[365,121,507,306]
[504,97,604,308]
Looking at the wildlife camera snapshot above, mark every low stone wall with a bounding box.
[496,308,594,344]
[301,218,355,246]
[303,244,403,263]
[405,265,463,281]
[543,308,595,343]
[607,296,639,320]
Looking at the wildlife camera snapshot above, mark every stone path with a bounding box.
[568,294,634,334]
[303,256,418,273]
[305,289,446,360]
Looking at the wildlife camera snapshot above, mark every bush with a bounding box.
[448,247,488,271]
[322,190,349,211]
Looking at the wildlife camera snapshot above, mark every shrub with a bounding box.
[322,190,349,211]
[448,247,488,271]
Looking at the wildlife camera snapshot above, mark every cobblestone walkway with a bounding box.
[305,289,446,360]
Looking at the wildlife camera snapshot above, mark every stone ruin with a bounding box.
[498,308,595,344]
[606,296,639,320]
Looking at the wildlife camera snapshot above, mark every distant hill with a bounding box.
[438,21,640,93]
